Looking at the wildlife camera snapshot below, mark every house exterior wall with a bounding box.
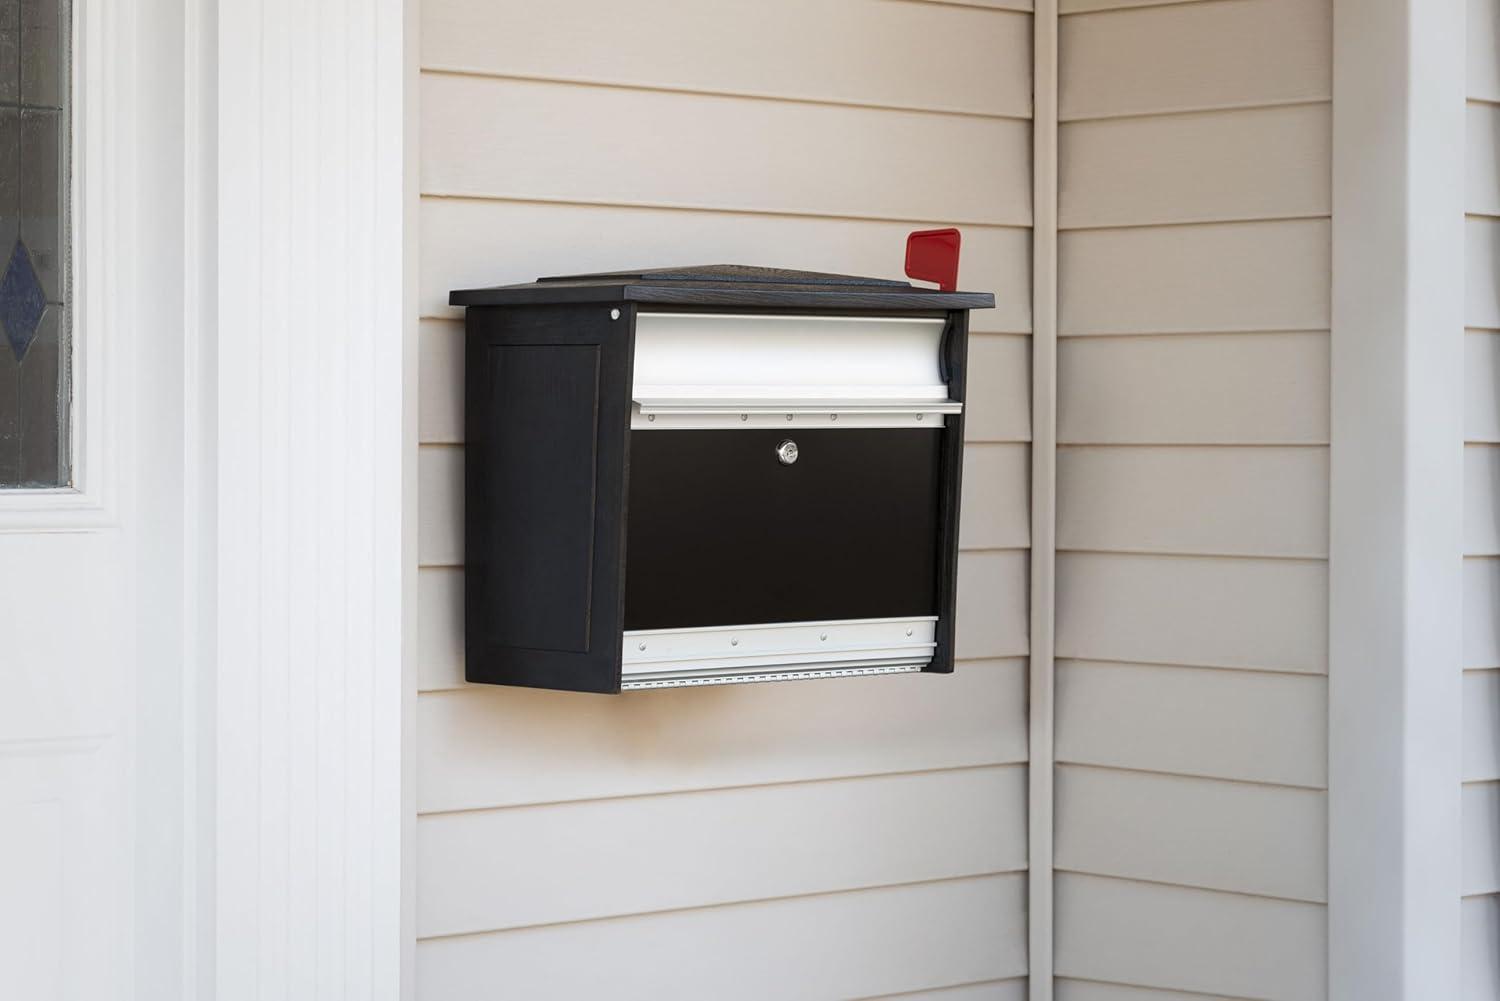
[1464,0,1500,994]
[412,1,1035,997]
[1051,0,1332,998]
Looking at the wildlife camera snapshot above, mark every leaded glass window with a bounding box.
[0,0,69,488]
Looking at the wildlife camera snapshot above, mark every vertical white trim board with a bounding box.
[213,0,407,997]
[1030,3,1058,1001]
[1328,1,1466,998]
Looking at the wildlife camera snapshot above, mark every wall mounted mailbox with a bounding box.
[451,251,994,693]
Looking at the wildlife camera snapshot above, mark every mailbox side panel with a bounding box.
[929,310,970,674]
[464,303,633,692]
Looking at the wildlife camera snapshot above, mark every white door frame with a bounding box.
[198,0,412,995]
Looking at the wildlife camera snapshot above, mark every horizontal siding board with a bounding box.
[1466,444,1500,555]
[421,75,1032,225]
[960,444,1031,549]
[867,979,1028,1001]
[416,657,1028,809]
[1054,873,1326,1001]
[1059,220,1330,336]
[1465,781,1500,896]
[1056,980,1247,1001]
[422,0,1032,119]
[1058,0,1331,121]
[1056,553,1327,673]
[1470,101,1500,217]
[418,765,1026,936]
[416,874,1028,1001]
[417,445,462,567]
[417,325,1030,446]
[1057,445,1328,558]
[1055,765,1326,902]
[1465,669,1500,783]
[1058,332,1329,445]
[957,550,1030,659]
[419,197,1032,334]
[1466,557,1500,669]
[1472,0,1500,103]
[1059,0,1211,11]
[1059,104,1330,228]
[1465,894,1500,1001]
[1466,331,1500,443]
[1056,660,1327,788]
[1470,216,1500,330]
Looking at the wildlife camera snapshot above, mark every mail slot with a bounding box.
[451,250,994,693]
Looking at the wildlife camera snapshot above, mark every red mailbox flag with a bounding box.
[904,228,961,292]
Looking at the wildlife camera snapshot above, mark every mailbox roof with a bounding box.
[449,264,996,310]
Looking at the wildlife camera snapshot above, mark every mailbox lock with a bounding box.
[776,440,799,465]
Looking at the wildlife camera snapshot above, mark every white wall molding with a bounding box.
[1030,3,1058,999]
[1328,1,1467,997]
[213,0,407,996]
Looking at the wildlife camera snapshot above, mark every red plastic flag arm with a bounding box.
[904,228,961,292]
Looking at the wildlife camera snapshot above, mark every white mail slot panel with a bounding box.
[631,312,959,429]
[450,261,995,694]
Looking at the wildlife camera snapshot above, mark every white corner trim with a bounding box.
[1328,1,1467,998]
[1029,3,1058,1000]
[212,0,406,997]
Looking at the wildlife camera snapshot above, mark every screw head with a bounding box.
[915,413,924,422]
[730,636,739,647]
[819,632,828,641]
[830,413,839,422]
[637,641,647,651]
[776,439,799,465]
[609,308,621,320]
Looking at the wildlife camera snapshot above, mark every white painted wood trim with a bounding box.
[1030,2,1058,998]
[1328,1,1466,998]
[0,0,124,530]
[212,0,407,996]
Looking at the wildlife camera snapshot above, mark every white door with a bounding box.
[0,0,194,997]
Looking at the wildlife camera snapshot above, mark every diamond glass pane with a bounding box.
[0,0,67,487]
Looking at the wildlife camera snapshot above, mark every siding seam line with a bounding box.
[1054,868,1328,906]
[1055,759,1327,792]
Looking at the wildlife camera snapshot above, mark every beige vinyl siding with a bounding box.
[414,0,1033,996]
[1464,1,1500,993]
[1054,0,1331,997]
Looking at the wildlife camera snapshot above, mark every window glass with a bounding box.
[0,0,69,488]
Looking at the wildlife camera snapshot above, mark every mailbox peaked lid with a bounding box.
[450,264,995,311]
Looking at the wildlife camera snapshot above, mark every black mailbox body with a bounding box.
[451,266,995,693]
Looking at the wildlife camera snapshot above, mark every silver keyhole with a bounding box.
[776,439,799,465]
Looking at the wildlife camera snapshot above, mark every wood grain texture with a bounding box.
[417,765,1026,936]
[1465,557,1500,669]
[1054,873,1326,1001]
[960,444,1031,549]
[1056,765,1326,902]
[1466,331,1500,443]
[416,874,1028,1001]
[1058,0,1331,121]
[1060,104,1331,228]
[416,657,1028,808]
[422,0,1032,118]
[1058,446,1328,558]
[1469,101,1500,217]
[1472,0,1500,103]
[1059,220,1331,335]
[1469,217,1500,329]
[419,198,1031,333]
[1465,781,1500,896]
[1056,553,1327,672]
[1058,332,1329,445]
[1465,894,1500,1000]
[1056,660,1327,787]
[421,74,1032,225]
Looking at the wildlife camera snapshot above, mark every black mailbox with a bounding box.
[451,261,994,693]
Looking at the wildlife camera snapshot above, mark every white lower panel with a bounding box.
[622,616,937,690]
